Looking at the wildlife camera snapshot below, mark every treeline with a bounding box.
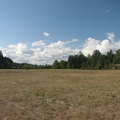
[12,63,52,69]
[0,51,14,69]
[1,49,120,69]
[52,49,120,69]
[0,51,52,69]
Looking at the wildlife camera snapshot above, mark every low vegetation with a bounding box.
[0,69,120,120]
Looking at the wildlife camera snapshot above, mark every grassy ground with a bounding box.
[0,69,120,120]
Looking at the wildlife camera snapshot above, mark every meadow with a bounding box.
[0,69,120,120]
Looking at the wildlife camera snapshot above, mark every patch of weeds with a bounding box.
[111,94,117,99]
[23,92,32,101]
[34,90,45,98]
[31,104,38,109]
[32,89,48,104]
[52,98,56,103]
[62,98,69,105]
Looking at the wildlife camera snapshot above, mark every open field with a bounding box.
[0,69,120,120]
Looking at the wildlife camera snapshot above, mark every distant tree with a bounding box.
[78,52,87,69]
[59,60,67,69]
[52,60,60,69]
[0,55,14,69]
[0,51,3,57]
[114,49,120,64]
[67,55,75,69]
[67,52,87,69]
[106,50,115,69]
[85,54,92,69]
[91,50,101,69]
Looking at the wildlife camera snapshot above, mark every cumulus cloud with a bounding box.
[81,38,100,56]
[64,39,79,44]
[106,32,115,41]
[1,43,34,63]
[1,33,120,65]
[43,32,50,37]
[1,39,79,65]
[81,33,120,56]
[32,40,45,47]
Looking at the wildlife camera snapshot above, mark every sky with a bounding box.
[0,0,120,65]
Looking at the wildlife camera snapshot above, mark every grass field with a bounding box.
[0,69,120,120]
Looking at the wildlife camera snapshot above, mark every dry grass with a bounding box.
[0,69,120,120]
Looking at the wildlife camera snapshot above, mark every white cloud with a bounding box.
[81,33,120,56]
[106,32,115,41]
[65,39,79,44]
[96,39,110,53]
[43,32,50,37]
[1,39,79,65]
[8,43,33,56]
[81,37,100,56]
[1,43,34,63]
[1,33,120,65]
[32,40,45,47]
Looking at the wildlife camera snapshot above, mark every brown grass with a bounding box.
[0,69,120,120]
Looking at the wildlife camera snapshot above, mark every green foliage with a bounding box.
[66,49,120,70]
[52,60,60,69]
[0,51,3,57]
[114,49,120,64]
[67,55,75,69]
[0,52,14,69]
[59,60,67,69]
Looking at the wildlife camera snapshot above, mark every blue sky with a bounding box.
[0,0,120,64]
